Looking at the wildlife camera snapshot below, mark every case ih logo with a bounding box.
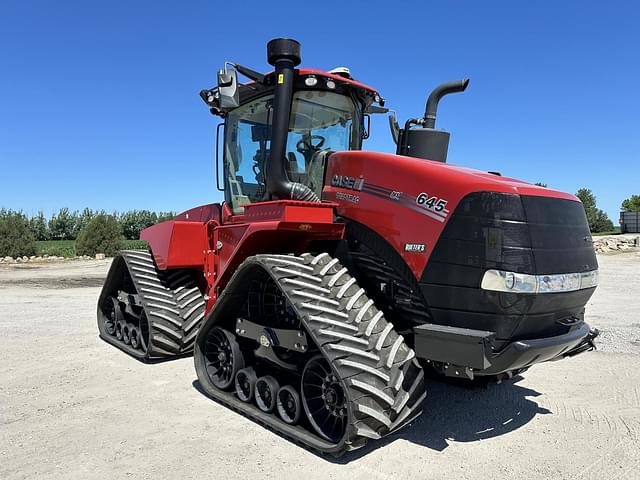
[331,175,365,191]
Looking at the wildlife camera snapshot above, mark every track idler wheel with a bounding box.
[103,296,120,335]
[276,385,301,425]
[203,327,245,390]
[255,376,280,413]
[302,355,347,443]
[235,367,258,402]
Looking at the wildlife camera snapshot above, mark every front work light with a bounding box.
[481,269,598,294]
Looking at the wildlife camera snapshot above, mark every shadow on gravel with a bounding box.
[193,374,550,463]
[390,376,547,447]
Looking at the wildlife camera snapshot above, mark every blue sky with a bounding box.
[1,1,638,222]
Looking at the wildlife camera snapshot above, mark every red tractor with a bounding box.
[98,38,599,455]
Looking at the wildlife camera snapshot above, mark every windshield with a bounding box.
[223,90,360,213]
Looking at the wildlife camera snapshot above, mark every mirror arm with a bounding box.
[234,63,266,84]
[215,122,225,191]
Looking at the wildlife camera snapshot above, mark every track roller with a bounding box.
[130,326,140,349]
[115,320,125,341]
[122,323,131,345]
[255,376,280,413]
[235,367,258,402]
[277,385,301,425]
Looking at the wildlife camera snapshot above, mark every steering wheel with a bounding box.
[296,135,325,153]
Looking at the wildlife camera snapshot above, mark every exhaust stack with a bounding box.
[265,38,319,202]
[397,79,469,163]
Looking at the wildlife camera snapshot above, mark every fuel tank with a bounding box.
[323,151,598,348]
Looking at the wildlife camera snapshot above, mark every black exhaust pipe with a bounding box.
[397,78,469,163]
[265,38,319,202]
[424,79,469,129]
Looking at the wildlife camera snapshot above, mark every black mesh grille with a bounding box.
[420,192,598,343]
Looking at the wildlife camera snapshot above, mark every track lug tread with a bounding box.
[98,250,206,360]
[199,252,426,454]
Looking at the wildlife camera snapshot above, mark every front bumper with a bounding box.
[414,322,599,378]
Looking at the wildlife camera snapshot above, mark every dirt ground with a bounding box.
[1,253,639,480]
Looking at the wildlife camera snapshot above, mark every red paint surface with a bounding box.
[174,204,220,223]
[323,150,580,278]
[141,201,344,314]
[140,221,207,270]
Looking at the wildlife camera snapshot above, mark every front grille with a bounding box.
[420,192,598,343]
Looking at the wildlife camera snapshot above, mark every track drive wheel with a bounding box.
[302,356,347,442]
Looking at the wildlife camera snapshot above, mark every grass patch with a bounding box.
[592,227,622,236]
[123,240,149,250]
[35,239,148,257]
[35,240,76,257]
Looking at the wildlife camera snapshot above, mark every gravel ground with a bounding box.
[1,253,639,480]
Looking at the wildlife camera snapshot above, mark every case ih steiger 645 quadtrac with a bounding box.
[98,38,599,455]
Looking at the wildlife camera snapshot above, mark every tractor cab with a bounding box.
[200,41,380,213]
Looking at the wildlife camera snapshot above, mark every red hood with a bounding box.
[332,150,578,202]
[324,150,581,277]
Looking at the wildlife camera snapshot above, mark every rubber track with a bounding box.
[98,250,205,360]
[195,252,426,454]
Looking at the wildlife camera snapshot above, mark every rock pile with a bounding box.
[592,235,640,254]
[0,254,107,264]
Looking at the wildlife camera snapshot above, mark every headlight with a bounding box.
[481,269,598,294]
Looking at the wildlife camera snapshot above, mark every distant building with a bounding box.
[620,211,640,233]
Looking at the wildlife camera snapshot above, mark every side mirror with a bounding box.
[388,112,400,144]
[217,68,239,109]
[363,114,371,139]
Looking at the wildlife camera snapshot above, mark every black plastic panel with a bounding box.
[420,191,598,343]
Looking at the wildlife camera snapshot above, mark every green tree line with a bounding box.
[4,208,176,241]
[0,208,175,258]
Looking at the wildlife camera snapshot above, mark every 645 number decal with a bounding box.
[416,192,448,212]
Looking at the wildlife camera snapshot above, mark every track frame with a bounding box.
[97,250,206,361]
